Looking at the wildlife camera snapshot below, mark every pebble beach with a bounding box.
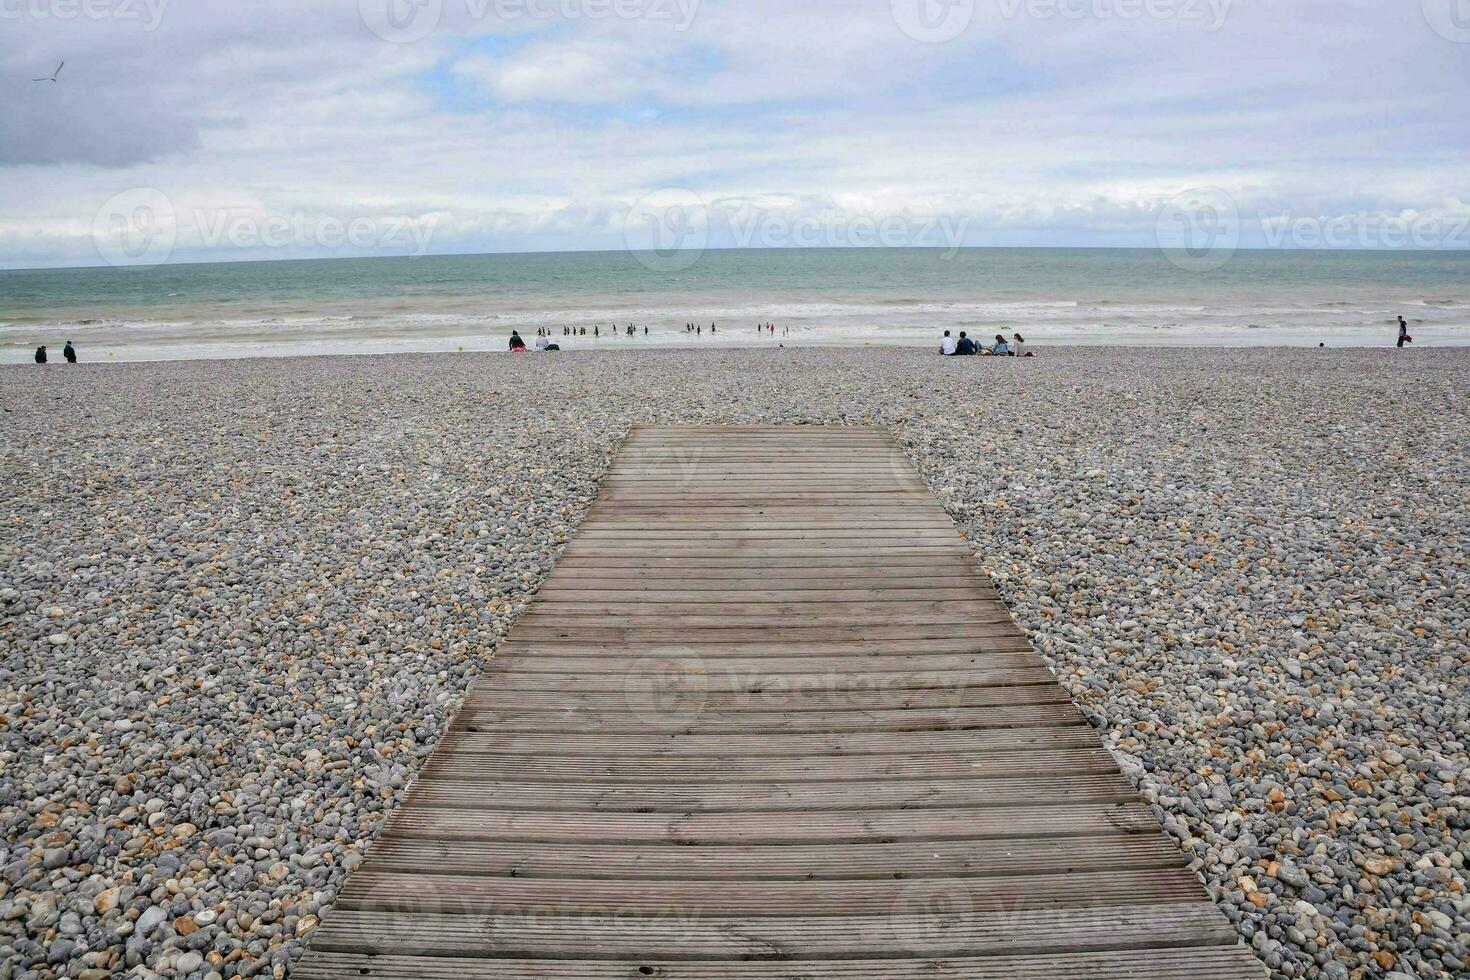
[1,346,1467,980]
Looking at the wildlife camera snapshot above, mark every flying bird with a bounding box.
[33,61,64,83]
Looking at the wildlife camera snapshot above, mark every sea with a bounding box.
[2,247,1468,362]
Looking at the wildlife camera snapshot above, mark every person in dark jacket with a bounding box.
[34,345,47,364]
[953,332,977,355]
[509,330,526,351]
[64,341,77,363]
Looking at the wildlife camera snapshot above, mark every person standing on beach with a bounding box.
[63,341,77,363]
[34,345,47,364]
[1397,316,1411,348]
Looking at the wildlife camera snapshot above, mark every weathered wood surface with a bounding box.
[295,425,1261,979]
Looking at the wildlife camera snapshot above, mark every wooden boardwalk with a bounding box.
[296,426,1262,980]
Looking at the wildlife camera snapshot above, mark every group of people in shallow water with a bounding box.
[941,331,1031,357]
[33,342,77,364]
[510,321,781,350]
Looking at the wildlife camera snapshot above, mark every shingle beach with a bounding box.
[2,347,1466,980]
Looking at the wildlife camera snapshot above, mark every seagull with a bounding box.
[33,61,64,83]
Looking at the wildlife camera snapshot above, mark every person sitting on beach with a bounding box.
[534,333,549,351]
[940,330,957,355]
[1011,333,1031,357]
[988,334,1009,356]
[509,330,527,352]
[953,332,977,355]
[34,345,47,364]
[64,341,77,363]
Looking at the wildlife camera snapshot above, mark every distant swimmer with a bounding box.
[1397,315,1412,348]
[34,345,47,364]
[64,341,77,363]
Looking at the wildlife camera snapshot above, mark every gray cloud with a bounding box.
[1,0,1467,267]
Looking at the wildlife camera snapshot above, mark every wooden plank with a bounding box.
[296,948,1266,980]
[354,835,1184,881]
[295,426,1260,980]
[401,773,1138,811]
[451,705,1088,736]
[464,669,1058,695]
[308,903,1237,959]
[435,727,1105,758]
[334,868,1210,916]
[494,638,1030,658]
[459,685,1071,712]
[418,746,1119,782]
[378,801,1167,844]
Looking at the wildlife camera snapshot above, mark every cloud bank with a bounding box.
[1,0,1467,267]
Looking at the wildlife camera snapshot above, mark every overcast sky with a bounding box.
[2,0,1467,268]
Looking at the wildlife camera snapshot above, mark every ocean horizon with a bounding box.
[4,246,1468,362]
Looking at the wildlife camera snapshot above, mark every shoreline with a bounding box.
[4,335,1467,366]
[2,347,1466,980]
